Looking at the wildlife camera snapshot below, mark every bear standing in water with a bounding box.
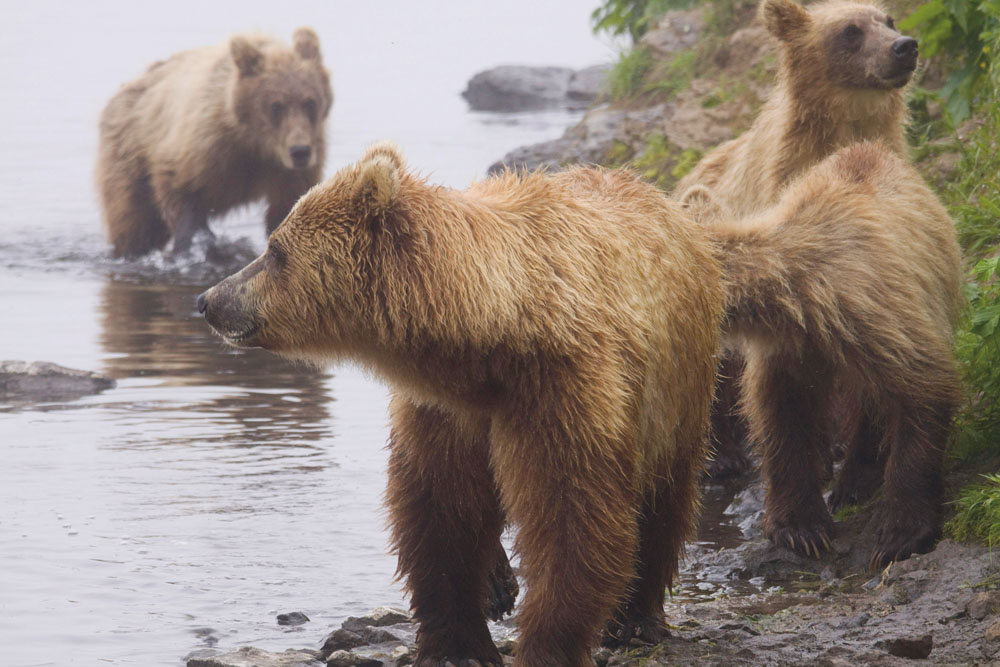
[199,143,723,665]
[96,29,332,257]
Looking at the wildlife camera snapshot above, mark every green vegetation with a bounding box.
[592,0,696,42]
[946,474,1000,547]
[898,0,999,124]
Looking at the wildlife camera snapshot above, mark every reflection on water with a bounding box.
[99,278,332,446]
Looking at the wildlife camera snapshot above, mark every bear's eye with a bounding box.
[886,16,895,30]
[843,24,863,41]
[270,102,285,125]
[304,98,318,123]
[268,241,288,269]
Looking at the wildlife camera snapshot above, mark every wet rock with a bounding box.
[0,360,115,402]
[462,66,574,112]
[640,8,704,57]
[320,629,366,656]
[186,646,323,667]
[343,606,410,629]
[325,650,385,667]
[878,634,933,659]
[360,627,398,644]
[278,611,311,626]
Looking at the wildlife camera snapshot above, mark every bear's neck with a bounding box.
[763,72,907,188]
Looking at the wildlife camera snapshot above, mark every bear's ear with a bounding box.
[293,28,321,61]
[230,36,264,77]
[759,0,811,41]
[362,141,405,171]
[354,151,403,214]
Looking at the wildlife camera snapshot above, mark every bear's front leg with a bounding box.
[743,350,835,557]
[386,397,504,667]
[152,176,211,255]
[491,406,640,666]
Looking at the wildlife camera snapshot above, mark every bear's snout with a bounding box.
[891,36,918,67]
[290,145,312,169]
[198,258,268,346]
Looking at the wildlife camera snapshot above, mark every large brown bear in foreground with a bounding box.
[700,141,962,567]
[198,144,724,665]
[675,0,921,480]
[97,29,332,257]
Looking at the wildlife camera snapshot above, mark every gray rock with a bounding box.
[567,64,612,108]
[186,646,323,667]
[278,611,311,626]
[325,650,385,667]
[462,66,574,112]
[489,103,667,174]
[967,590,1000,620]
[320,629,366,657]
[0,360,115,402]
[640,8,705,57]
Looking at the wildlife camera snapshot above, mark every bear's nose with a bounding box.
[196,291,208,315]
[290,145,311,168]
[891,37,918,60]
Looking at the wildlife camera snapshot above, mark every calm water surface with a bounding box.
[0,3,739,665]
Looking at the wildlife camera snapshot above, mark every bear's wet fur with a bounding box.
[199,143,724,665]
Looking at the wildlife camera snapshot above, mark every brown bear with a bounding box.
[198,143,724,665]
[704,141,962,568]
[675,0,917,216]
[675,0,920,481]
[96,28,332,258]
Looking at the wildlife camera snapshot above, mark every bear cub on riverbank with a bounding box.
[199,143,723,665]
[676,0,923,481]
[97,29,332,257]
[707,141,963,568]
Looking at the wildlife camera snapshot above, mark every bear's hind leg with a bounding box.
[828,401,886,513]
[869,395,953,569]
[386,398,503,666]
[707,353,751,479]
[744,349,836,557]
[603,451,700,647]
[98,157,170,258]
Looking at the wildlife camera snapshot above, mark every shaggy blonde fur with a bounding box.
[199,144,724,665]
[713,142,962,566]
[97,28,332,257]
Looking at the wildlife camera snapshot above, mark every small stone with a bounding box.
[967,591,1000,620]
[277,611,310,626]
[881,634,933,659]
[986,620,1000,642]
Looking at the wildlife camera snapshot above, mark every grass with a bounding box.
[608,46,655,102]
[946,473,1000,547]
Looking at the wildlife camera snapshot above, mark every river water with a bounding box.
[0,3,742,665]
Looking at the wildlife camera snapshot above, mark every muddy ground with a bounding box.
[186,474,1000,667]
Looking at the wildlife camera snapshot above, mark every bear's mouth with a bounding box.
[223,321,262,346]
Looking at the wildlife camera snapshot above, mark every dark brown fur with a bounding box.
[96,28,332,257]
[198,144,724,665]
[713,142,962,567]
